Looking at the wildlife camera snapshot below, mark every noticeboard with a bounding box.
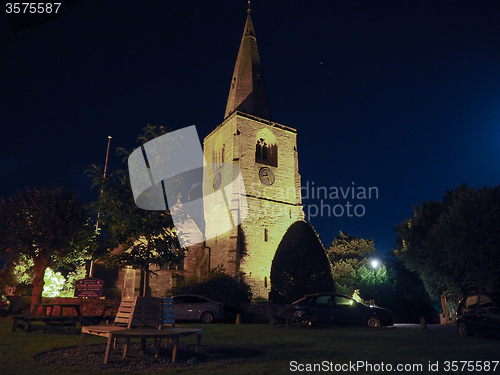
[74,277,104,297]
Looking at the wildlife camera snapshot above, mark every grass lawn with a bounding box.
[1,317,499,375]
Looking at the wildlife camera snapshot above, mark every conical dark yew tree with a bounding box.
[270,221,334,303]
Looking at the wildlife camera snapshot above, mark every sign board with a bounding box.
[74,277,104,297]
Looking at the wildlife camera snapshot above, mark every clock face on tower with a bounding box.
[259,167,275,185]
[212,171,222,190]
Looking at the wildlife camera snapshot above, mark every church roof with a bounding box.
[224,6,272,121]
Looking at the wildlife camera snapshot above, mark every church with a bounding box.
[200,6,305,299]
[112,6,331,301]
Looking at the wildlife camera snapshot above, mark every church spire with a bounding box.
[224,5,272,120]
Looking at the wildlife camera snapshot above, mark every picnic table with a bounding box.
[80,304,116,325]
[12,302,82,333]
[11,301,118,333]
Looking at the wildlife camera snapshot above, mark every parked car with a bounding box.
[292,293,394,327]
[172,295,224,323]
[457,293,500,338]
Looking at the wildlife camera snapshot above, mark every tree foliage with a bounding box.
[0,254,34,296]
[327,231,437,321]
[270,221,334,303]
[395,184,500,303]
[376,256,437,322]
[87,125,184,296]
[327,231,385,295]
[0,187,89,309]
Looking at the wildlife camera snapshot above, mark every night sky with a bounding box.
[1,1,500,254]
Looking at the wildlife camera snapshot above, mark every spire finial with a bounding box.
[224,0,272,120]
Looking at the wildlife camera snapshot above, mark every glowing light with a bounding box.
[370,259,381,269]
[42,268,66,297]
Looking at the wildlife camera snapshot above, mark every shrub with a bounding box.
[167,268,252,306]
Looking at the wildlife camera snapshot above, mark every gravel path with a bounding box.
[35,343,241,371]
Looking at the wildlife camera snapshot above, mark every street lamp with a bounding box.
[369,258,382,306]
[370,259,381,270]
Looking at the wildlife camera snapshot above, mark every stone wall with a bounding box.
[203,112,304,300]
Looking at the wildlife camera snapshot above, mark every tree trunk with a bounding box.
[31,257,49,311]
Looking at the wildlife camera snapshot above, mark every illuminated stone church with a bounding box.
[201,7,305,299]
[113,7,323,300]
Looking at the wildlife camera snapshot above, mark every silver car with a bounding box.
[172,295,224,323]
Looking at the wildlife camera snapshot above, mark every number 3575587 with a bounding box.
[6,3,61,14]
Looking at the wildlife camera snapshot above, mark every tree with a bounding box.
[327,231,383,295]
[0,187,89,309]
[327,232,437,321]
[380,255,438,322]
[0,254,34,296]
[87,125,184,296]
[395,184,500,305]
[270,221,334,303]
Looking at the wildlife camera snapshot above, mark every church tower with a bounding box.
[203,6,304,299]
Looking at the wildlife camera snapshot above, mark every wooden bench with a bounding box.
[104,298,201,363]
[78,296,158,351]
[104,326,202,363]
[79,297,200,363]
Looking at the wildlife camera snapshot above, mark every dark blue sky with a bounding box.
[1,1,500,253]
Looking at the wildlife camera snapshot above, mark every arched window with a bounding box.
[213,141,225,169]
[255,129,277,167]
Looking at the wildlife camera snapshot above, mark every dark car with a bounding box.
[292,293,394,327]
[172,295,224,324]
[457,293,500,338]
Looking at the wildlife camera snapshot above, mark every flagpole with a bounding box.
[103,135,112,179]
[89,135,112,278]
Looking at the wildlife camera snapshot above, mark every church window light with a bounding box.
[255,129,277,167]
